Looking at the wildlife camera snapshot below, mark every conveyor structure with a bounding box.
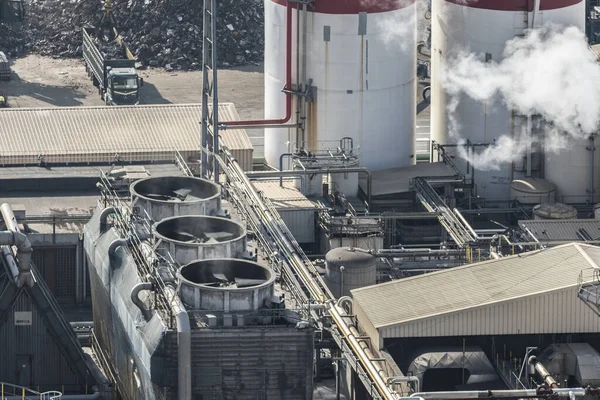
[411,177,478,248]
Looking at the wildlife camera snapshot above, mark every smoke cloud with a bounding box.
[443,25,600,170]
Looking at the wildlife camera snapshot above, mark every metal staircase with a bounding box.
[578,268,600,315]
[411,177,478,248]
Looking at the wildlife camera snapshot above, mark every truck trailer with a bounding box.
[82,26,143,105]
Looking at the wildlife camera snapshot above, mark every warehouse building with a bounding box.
[352,243,600,348]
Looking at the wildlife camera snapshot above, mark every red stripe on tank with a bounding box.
[271,0,415,14]
[443,0,582,11]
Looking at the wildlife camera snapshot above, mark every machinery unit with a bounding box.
[130,176,221,221]
[264,0,417,172]
[85,174,314,400]
[431,0,585,202]
[324,246,377,298]
[153,215,247,265]
[178,258,276,312]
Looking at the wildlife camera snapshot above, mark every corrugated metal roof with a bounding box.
[252,180,318,209]
[519,219,600,242]
[352,243,600,329]
[0,103,253,164]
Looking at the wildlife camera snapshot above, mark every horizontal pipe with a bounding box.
[220,123,300,130]
[0,203,33,288]
[411,388,587,399]
[388,376,420,393]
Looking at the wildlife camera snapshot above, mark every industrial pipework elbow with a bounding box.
[99,207,116,233]
[131,282,154,320]
[0,203,34,288]
[108,238,128,258]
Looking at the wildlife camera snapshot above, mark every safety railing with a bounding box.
[577,268,600,314]
[0,382,62,399]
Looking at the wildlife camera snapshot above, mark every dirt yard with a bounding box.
[0,55,266,156]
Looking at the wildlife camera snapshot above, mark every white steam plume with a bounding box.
[443,25,600,170]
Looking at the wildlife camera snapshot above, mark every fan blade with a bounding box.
[172,188,192,200]
[235,278,267,288]
[204,231,235,241]
[212,273,229,282]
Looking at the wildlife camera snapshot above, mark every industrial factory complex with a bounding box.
[4,0,600,400]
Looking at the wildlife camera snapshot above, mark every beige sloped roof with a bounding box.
[0,103,252,164]
[352,243,600,329]
[252,180,318,209]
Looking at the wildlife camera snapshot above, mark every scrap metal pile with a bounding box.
[0,0,264,70]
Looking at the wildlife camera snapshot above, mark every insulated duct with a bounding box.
[0,203,33,288]
[529,355,558,388]
[165,285,191,400]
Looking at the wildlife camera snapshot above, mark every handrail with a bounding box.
[0,382,62,399]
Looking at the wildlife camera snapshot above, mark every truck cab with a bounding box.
[105,66,143,106]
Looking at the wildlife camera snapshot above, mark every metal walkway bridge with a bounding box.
[0,382,61,399]
[411,177,478,248]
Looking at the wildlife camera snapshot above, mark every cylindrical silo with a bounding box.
[264,0,417,172]
[431,0,585,202]
[324,246,376,298]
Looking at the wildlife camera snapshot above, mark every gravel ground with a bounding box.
[0,54,266,157]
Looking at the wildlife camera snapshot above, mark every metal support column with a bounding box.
[201,0,219,182]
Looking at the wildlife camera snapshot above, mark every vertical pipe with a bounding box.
[526,116,532,177]
[301,2,308,149]
[336,356,341,400]
[211,0,219,183]
[590,135,595,204]
[76,238,82,304]
[295,0,301,149]
[339,265,345,298]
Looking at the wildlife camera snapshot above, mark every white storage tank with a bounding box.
[178,259,276,312]
[325,246,376,298]
[431,0,585,202]
[533,203,578,220]
[545,135,600,204]
[153,216,247,265]
[510,178,556,205]
[130,176,221,221]
[595,203,600,219]
[264,0,416,172]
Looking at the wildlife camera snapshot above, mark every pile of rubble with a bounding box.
[0,0,264,70]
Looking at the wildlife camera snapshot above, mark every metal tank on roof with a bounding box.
[153,215,247,265]
[177,258,276,312]
[510,177,556,205]
[533,202,578,220]
[325,246,376,298]
[130,176,221,221]
[431,0,585,202]
[264,0,416,171]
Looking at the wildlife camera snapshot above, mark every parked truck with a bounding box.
[82,26,143,105]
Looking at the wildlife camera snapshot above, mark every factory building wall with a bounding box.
[0,289,89,393]
[378,287,600,340]
[32,246,78,303]
[164,327,314,399]
[278,209,316,244]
